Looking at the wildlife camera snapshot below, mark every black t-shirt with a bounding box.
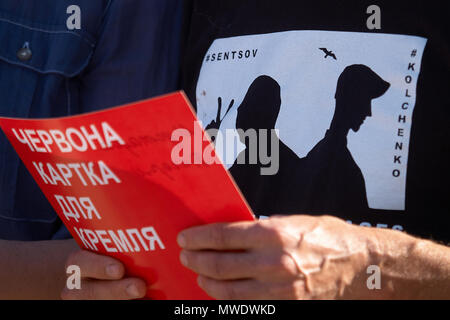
[181,0,450,243]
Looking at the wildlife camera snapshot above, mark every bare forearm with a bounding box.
[0,239,78,299]
[369,228,450,299]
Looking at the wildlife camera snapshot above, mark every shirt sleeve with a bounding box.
[49,0,184,241]
[78,0,184,113]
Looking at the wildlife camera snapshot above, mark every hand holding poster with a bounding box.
[0,92,254,300]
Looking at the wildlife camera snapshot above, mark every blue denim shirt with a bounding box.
[0,0,184,240]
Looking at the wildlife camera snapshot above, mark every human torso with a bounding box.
[182,0,450,242]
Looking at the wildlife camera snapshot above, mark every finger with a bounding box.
[180,249,300,281]
[177,221,280,250]
[197,276,306,300]
[66,250,125,280]
[61,277,147,300]
[180,250,256,280]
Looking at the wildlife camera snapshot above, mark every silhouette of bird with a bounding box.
[319,48,337,60]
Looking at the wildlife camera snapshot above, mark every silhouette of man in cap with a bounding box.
[301,64,390,213]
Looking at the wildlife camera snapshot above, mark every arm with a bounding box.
[0,239,77,299]
[368,226,450,299]
[177,215,450,299]
[0,239,147,300]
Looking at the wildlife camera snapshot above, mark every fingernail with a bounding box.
[177,233,187,248]
[126,284,141,298]
[106,264,121,278]
[179,251,188,267]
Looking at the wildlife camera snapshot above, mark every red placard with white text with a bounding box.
[0,92,254,300]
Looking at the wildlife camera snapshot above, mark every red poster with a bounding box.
[0,92,254,300]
